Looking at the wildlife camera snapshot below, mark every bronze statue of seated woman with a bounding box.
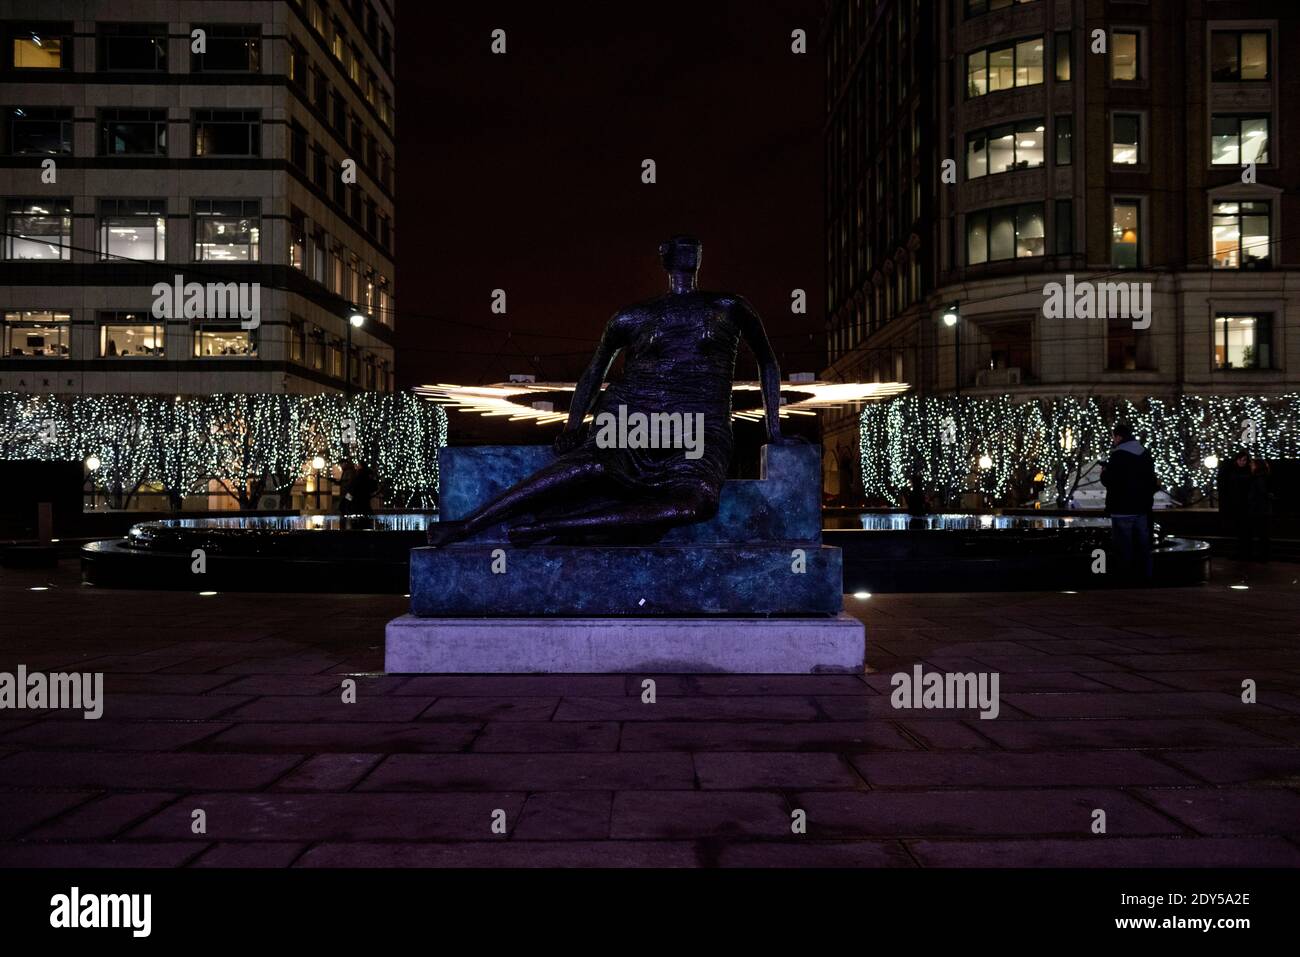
[427,235,795,547]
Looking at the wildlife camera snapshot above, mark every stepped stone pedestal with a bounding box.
[384,444,865,674]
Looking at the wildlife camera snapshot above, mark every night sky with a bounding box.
[394,0,826,392]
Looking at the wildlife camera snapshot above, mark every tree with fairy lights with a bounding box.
[149,397,210,510]
[0,391,451,510]
[199,395,305,509]
[860,393,1300,509]
[69,396,159,508]
[1044,395,1109,508]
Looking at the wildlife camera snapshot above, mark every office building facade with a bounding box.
[822,0,1298,501]
[0,0,396,396]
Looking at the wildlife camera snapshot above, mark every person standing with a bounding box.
[1246,458,1274,561]
[1099,421,1159,584]
[1223,451,1252,558]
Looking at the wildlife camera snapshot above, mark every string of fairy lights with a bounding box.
[859,393,1300,506]
[0,392,448,508]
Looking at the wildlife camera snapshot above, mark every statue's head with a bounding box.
[658,235,702,274]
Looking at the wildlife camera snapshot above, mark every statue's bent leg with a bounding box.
[506,484,719,544]
[428,457,607,546]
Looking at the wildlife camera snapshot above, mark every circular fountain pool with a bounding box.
[82,510,1210,593]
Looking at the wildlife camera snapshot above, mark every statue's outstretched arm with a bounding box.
[733,297,786,444]
[557,313,628,451]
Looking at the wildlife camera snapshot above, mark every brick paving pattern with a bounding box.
[1,559,1297,867]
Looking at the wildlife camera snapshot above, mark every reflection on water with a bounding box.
[852,513,1112,531]
[151,512,1109,534]
[154,513,439,532]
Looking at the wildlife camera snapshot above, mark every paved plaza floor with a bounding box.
[1,558,1297,867]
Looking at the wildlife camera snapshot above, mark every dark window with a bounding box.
[987,321,1032,376]
[290,316,306,363]
[1214,314,1272,370]
[966,203,1046,264]
[193,110,260,157]
[310,227,327,283]
[1054,31,1071,81]
[332,161,346,205]
[312,67,328,110]
[309,327,325,370]
[965,0,1037,16]
[312,144,327,187]
[1107,317,1154,371]
[1054,199,1073,255]
[290,122,308,170]
[193,24,260,72]
[1211,31,1270,82]
[97,22,167,72]
[7,107,73,155]
[99,108,167,156]
[1055,115,1072,165]
[332,92,347,134]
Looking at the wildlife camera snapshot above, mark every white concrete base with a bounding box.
[384,613,866,674]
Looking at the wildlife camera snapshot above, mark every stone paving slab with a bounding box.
[1,558,1298,867]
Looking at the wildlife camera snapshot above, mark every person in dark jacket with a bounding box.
[1222,451,1252,557]
[1245,458,1273,561]
[342,462,378,517]
[1099,421,1159,584]
[905,474,929,516]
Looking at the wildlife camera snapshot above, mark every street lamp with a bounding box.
[977,453,994,510]
[85,455,101,510]
[345,310,366,397]
[1203,454,1221,508]
[940,303,961,395]
[311,455,326,510]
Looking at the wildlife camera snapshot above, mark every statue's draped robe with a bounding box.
[562,301,737,503]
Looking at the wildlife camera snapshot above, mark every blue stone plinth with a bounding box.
[409,543,843,617]
[437,443,822,545]
[437,446,555,522]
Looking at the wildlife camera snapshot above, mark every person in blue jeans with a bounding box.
[1099,421,1160,585]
